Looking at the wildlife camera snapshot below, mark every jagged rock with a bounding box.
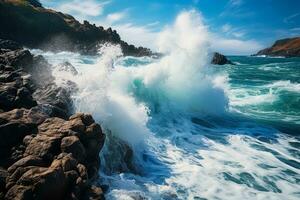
[22,134,34,146]
[255,37,300,57]
[16,166,67,200]
[54,153,78,172]
[61,136,86,163]
[38,117,69,137]
[55,61,78,76]
[102,134,135,173]
[211,52,234,65]
[7,156,45,174]
[33,83,75,119]
[0,42,106,199]
[5,114,105,199]
[24,134,62,161]
[84,185,105,200]
[15,87,37,108]
[0,39,21,50]
[0,108,46,166]
[5,185,33,200]
[0,49,33,68]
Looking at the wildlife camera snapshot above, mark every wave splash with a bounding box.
[37,10,300,200]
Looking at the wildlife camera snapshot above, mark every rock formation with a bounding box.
[0,39,105,200]
[255,37,300,57]
[211,52,234,65]
[0,0,153,57]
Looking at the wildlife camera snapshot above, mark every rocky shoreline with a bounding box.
[0,39,106,200]
[0,0,154,57]
[255,37,300,57]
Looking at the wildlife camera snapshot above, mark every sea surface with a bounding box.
[31,49,300,200]
[29,10,300,200]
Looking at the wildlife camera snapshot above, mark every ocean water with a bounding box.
[31,11,300,200]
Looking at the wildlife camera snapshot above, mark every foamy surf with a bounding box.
[31,10,300,200]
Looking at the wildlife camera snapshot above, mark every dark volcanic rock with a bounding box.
[0,40,105,199]
[0,39,21,51]
[5,114,105,200]
[0,108,45,167]
[211,52,234,65]
[0,49,33,68]
[0,0,153,57]
[61,136,86,163]
[255,37,300,57]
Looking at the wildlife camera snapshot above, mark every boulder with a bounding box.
[24,134,61,161]
[53,153,78,172]
[0,109,45,166]
[84,185,105,200]
[61,136,86,163]
[7,156,45,174]
[0,49,33,68]
[5,185,33,200]
[15,87,37,108]
[16,166,67,200]
[55,61,78,76]
[33,84,75,119]
[211,52,234,65]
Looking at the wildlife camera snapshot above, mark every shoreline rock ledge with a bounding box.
[0,39,106,200]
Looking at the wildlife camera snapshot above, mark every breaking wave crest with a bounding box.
[34,10,300,200]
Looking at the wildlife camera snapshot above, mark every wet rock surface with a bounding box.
[211,52,234,65]
[0,39,105,199]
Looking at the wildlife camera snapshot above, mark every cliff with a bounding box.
[0,0,153,56]
[255,37,300,57]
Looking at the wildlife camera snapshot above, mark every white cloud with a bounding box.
[221,24,246,38]
[106,11,128,24]
[221,24,232,33]
[290,27,300,32]
[111,23,159,50]
[284,13,300,23]
[210,36,263,55]
[229,0,243,7]
[57,0,110,19]
[42,0,262,55]
[109,21,262,55]
[232,31,245,38]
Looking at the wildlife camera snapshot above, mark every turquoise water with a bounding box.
[224,56,300,134]
[32,47,300,199]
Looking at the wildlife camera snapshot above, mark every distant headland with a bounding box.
[255,37,300,58]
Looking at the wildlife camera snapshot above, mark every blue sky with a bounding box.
[40,0,300,55]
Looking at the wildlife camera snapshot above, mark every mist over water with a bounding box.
[32,10,300,200]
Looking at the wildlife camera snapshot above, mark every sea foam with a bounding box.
[32,9,300,200]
